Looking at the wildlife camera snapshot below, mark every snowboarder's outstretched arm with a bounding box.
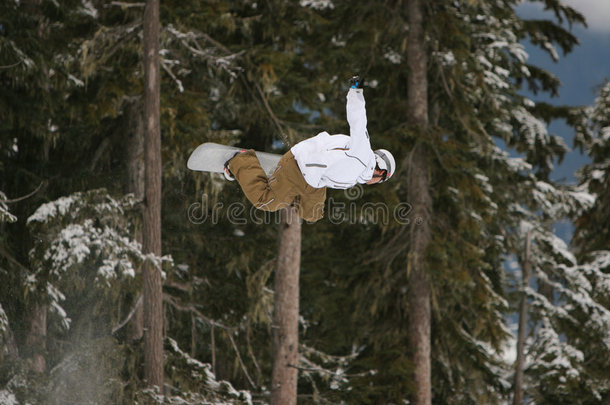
[346,86,371,156]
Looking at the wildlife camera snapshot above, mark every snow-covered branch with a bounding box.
[0,192,17,223]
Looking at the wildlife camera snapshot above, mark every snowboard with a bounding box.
[187,142,282,178]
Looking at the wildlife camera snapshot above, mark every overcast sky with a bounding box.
[519,0,610,32]
[563,0,610,32]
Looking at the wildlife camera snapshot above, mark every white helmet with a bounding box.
[373,149,396,182]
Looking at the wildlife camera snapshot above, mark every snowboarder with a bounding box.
[224,76,396,223]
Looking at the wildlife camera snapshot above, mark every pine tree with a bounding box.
[557,80,610,403]
[142,0,164,390]
[0,0,98,378]
[405,0,432,404]
[292,0,587,403]
[502,177,605,404]
[271,207,302,405]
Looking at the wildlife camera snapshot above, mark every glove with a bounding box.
[348,75,364,89]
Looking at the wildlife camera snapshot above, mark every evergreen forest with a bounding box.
[1,0,608,404]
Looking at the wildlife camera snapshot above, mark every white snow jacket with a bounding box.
[290,88,376,189]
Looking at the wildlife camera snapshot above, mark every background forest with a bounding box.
[1,0,609,404]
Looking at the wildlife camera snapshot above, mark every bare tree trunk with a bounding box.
[25,302,47,373]
[406,0,432,404]
[271,206,302,405]
[513,231,532,405]
[125,99,145,341]
[143,0,164,389]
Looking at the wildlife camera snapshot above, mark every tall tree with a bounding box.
[406,0,432,404]
[271,206,302,405]
[0,0,86,377]
[143,0,164,389]
[299,0,586,402]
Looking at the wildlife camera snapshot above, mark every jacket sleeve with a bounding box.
[346,88,371,154]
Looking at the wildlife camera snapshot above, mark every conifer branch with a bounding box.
[0,60,23,69]
[89,137,111,172]
[163,293,231,330]
[287,363,372,378]
[112,294,143,335]
[105,1,145,8]
[1,181,45,204]
[163,293,257,388]
[246,322,263,384]
[160,59,183,92]
[255,82,290,146]
[225,330,256,388]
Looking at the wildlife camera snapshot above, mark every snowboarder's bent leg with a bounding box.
[270,152,326,222]
[229,150,294,212]
[298,186,326,223]
[272,152,326,222]
[229,150,326,221]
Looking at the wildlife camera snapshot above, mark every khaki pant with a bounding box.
[229,150,326,222]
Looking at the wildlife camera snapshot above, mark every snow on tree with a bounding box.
[452,4,570,177]
[572,80,610,254]
[0,304,18,362]
[422,2,579,401]
[328,0,586,401]
[25,189,154,332]
[299,0,335,11]
[20,189,259,403]
[0,192,17,223]
[505,172,609,402]
[151,337,253,405]
[555,80,610,403]
[521,226,610,403]
[442,4,606,401]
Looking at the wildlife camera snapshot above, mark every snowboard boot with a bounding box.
[223,149,247,181]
